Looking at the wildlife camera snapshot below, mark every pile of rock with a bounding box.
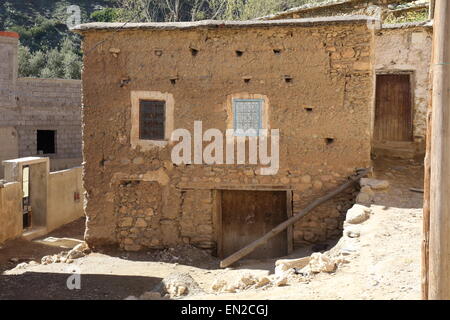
[211,272,288,294]
[129,272,205,300]
[41,242,90,265]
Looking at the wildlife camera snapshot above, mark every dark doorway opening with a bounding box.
[22,165,31,229]
[37,130,56,154]
[220,190,289,260]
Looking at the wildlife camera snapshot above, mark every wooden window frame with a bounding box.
[130,91,174,150]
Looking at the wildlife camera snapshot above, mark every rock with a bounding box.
[156,272,203,298]
[360,178,390,191]
[41,255,54,265]
[223,285,237,293]
[274,276,288,287]
[238,273,257,288]
[124,296,139,300]
[308,253,336,273]
[211,279,227,292]
[345,204,371,224]
[344,226,361,238]
[15,262,28,269]
[255,277,271,288]
[356,192,373,204]
[140,291,162,300]
[67,244,87,260]
[275,257,310,275]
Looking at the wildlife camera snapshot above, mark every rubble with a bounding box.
[41,242,90,265]
[154,272,204,298]
[307,253,336,273]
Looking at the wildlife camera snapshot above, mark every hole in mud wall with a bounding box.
[120,180,141,187]
[304,107,314,112]
[284,75,293,83]
[325,138,335,145]
[190,48,199,56]
[243,77,251,84]
[154,49,163,56]
[170,78,178,85]
[273,49,282,55]
[235,50,244,57]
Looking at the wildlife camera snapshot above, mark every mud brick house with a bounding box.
[74,17,375,256]
[0,31,83,178]
[262,0,433,158]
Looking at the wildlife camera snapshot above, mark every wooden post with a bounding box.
[428,0,450,300]
[422,8,436,300]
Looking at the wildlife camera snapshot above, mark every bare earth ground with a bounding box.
[0,158,424,300]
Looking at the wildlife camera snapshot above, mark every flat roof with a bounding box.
[72,16,378,33]
[0,31,20,39]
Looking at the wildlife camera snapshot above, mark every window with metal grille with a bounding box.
[233,99,263,136]
[139,100,165,140]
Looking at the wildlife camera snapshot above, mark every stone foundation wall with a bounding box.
[78,19,374,252]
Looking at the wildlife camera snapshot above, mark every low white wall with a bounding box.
[47,167,85,232]
[0,182,22,244]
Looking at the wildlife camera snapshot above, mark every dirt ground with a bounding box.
[0,158,424,300]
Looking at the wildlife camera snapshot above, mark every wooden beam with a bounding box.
[422,25,435,300]
[428,0,450,300]
[220,169,370,268]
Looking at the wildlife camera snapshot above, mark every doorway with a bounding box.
[374,74,413,142]
[219,190,289,259]
[22,165,31,229]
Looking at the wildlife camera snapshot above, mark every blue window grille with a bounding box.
[232,99,263,136]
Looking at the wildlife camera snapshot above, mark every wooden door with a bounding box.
[374,74,413,142]
[221,190,287,259]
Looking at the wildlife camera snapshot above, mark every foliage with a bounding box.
[384,8,428,24]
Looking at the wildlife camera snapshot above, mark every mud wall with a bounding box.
[375,26,432,146]
[79,21,374,251]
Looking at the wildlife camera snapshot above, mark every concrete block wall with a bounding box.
[0,32,18,108]
[0,32,82,173]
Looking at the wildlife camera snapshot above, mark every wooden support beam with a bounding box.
[428,0,450,300]
[220,169,370,269]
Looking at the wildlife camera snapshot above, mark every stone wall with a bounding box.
[77,19,374,252]
[0,32,82,178]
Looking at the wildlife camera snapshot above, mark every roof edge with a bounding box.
[0,31,20,39]
[72,16,378,33]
